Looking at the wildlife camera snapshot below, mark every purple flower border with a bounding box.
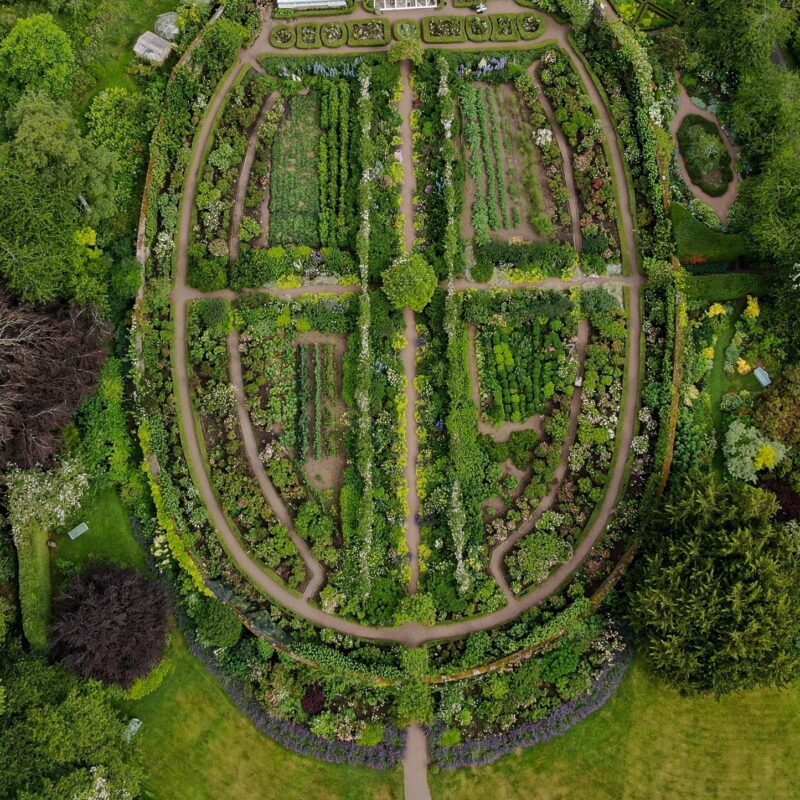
[132,520,632,772]
[428,646,634,769]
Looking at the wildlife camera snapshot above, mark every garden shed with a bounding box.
[276,0,347,9]
[754,367,772,388]
[155,11,180,41]
[133,31,172,64]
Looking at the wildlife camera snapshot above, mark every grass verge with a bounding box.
[430,658,800,800]
[671,203,750,265]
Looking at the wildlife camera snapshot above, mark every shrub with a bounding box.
[188,255,228,291]
[382,253,437,312]
[517,12,543,39]
[189,594,243,648]
[677,114,733,197]
[51,563,170,688]
[465,15,491,43]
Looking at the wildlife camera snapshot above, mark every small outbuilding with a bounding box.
[754,367,772,388]
[134,31,173,65]
[155,11,180,41]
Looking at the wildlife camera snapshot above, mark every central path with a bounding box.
[404,725,432,800]
[399,60,422,595]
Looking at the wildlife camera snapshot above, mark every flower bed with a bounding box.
[270,24,295,49]
[466,15,491,43]
[517,12,543,39]
[321,21,346,47]
[421,15,466,44]
[297,22,321,49]
[392,19,420,41]
[489,14,519,42]
[346,19,390,46]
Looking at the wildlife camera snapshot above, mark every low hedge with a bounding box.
[15,521,51,651]
[489,13,519,42]
[393,19,420,40]
[296,21,321,49]
[321,21,347,47]
[273,0,355,17]
[517,12,543,39]
[270,25,296,49]
[346,19,390,46]
[465,15,491,43]
[422,15,466,43]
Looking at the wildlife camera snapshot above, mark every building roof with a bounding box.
[156,11,180,41]
[277,0,347,7]
[134,31,172,64]
[754,367,772,387]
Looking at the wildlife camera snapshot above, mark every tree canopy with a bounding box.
[0,645,142,799]
[51,563,170,688]
[382,253,437,312]
[0,93,116,306]
[0,14,76,106]
[631,477,800,695]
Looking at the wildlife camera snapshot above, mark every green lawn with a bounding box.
[16,520,51,650]
[430,659,800,800]
[127,632,403,800]
[50,487,402,800]
[51,485,146,577]
[671,203,751,265]
[684,272,774,301]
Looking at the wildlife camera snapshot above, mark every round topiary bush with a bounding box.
[381,253,437,312]
[189,594,243,648]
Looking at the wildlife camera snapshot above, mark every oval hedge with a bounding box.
[321,22,346,47]
[270,25,296,49]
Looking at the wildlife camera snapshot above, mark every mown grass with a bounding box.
[16,520,50,650]
[671,203,750,265]
[430,659,800,800]
[683,272,774,301]
[127,633,403,800]
[51,487,403,800]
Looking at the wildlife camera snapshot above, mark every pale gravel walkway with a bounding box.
[229,91,279,262]
[399,60,423,595]
[227,330,326,600]
[529,63,582,250]
[671,80,740,223]
[168,8,643,647]
[404,725,432,800]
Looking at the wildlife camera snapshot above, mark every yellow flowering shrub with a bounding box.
[744,295,760,318]
[737,358,751,374]
[754,444,780,471]
[707,303,727,318]
[702,346,715,359]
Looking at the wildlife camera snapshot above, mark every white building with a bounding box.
[276,0,347,9]
[134,31,173,65]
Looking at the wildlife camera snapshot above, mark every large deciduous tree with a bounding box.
[0,645,142,799]
[51,564,170,688]
[0,292,109,470]
[631,477,800,695]
[0,14,76,105]
[0,93,116,306]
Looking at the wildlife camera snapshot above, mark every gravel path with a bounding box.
[488,319,589,600]
[399,59,423,594]
[671,80,740,222]
[404,725,432,800]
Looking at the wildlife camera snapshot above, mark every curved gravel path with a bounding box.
[229,91,279,262]
[488,319,589,600]
[168,12,643,647]
[227,330,326,600]
[671,80,740,222]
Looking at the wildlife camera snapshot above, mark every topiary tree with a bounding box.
[189,595,243,648]
[382,253,437,312]
[50,563,169,688]
[631,477,800,695]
